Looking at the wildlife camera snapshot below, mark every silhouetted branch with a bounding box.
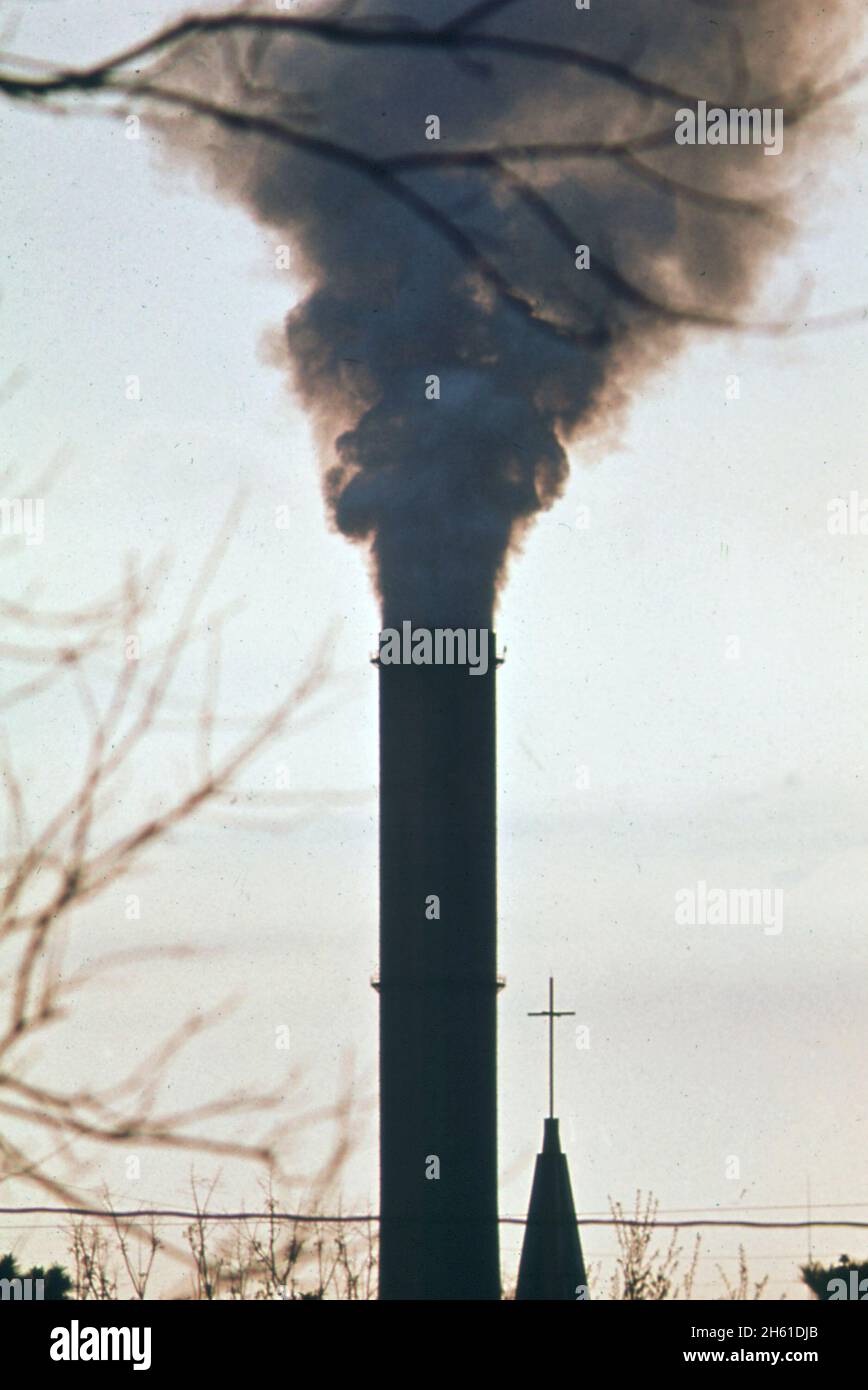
[0,9,766,108]
[0,483,331,1200]
[1,5,866,346]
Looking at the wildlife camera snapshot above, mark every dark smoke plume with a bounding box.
[164,0,861,622]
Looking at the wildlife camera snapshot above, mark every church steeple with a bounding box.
[515,978,589,1300]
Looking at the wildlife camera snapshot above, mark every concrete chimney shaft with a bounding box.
[376,629,501,1299]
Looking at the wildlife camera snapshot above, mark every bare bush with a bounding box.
[609,1191,701,1301]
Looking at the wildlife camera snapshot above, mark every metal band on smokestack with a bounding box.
[375,629,501,1299]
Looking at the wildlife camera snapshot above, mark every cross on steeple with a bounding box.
[528,977,575,1120]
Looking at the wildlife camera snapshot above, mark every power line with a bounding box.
[0,1205,867,1231]
[579,1202,868,1215]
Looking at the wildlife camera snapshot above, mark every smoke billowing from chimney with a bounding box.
[168,0,860,622]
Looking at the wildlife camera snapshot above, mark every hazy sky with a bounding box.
[2,2,868,1295]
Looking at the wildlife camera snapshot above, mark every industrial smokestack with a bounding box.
[156,0,864,1301]
[376,626,500,1300]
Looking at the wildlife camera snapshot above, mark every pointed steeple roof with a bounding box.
[515,978,589,1300]
[515,1116,588,1299]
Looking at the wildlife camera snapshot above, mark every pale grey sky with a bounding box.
[2,2,867,1295]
